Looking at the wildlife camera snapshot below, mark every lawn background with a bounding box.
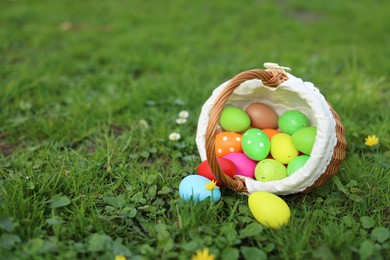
[0,0,389,259]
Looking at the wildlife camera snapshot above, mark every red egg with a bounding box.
[197,157,236,186]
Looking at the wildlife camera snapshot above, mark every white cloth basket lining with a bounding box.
[196,72,337,195]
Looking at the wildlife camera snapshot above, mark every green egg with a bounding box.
[287,155,310,176]
[278,110,310,135]
[219,106,251,132]
[255,159,287,182]
[291,127,317,155]
[242,129,270,161]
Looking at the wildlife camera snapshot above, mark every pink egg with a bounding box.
[223,152,257,178]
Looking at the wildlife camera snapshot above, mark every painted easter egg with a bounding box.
[245,103,278,129]
[197,157,236,186]
[291,127,317,155]
[179,175,221,203]
[248,192,291,229]
[278,110,310,135]
[262,128,280,140]
[219,106,250,132]
[255,159,287,182]
[270,133,298,164]
[215,132,242,157]
[223,152,257,178]
[287,155,310,176]
[241,129,270,161]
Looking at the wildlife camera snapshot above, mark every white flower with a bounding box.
[176,118,187,125]
[139,119,149,129]
[169,132,181,141]
[178,110,189,118]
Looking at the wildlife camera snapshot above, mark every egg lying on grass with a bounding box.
[248,192,291,229]
[179,175,221,203]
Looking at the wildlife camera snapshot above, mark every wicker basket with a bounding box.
[195,63,347,195]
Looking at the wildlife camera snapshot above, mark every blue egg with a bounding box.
[179,175,221,202]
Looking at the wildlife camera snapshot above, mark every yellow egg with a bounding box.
[248,192,291,229]
[270,133,298,164]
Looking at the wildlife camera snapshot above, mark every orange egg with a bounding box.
[262,128,280,140]
[215,132,242,157]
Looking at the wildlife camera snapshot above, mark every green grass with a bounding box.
[1,0,389,259]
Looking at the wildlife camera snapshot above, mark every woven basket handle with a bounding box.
[205,69,289,192]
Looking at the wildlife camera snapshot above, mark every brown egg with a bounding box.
[245,103,278,129]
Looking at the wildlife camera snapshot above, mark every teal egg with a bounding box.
[291,127,317,154]
[287,155,310,176]
[242,129,270,161]
[219,106,250,132]
[255,159,287,182]
[278,110,310,135]
[179,175,221,202]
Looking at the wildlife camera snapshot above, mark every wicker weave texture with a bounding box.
[204,69,346,193]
